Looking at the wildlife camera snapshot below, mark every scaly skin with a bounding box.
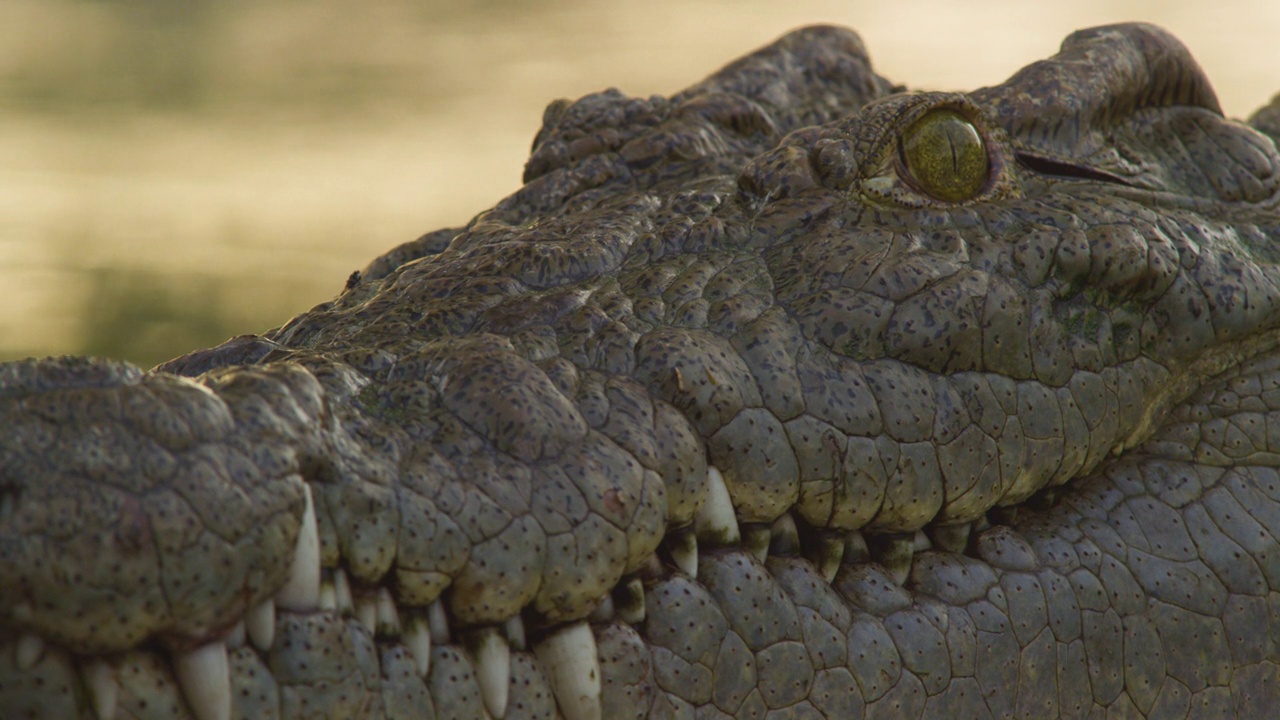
[5,22,1280,719]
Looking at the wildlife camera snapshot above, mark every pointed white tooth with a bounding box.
[376,587,401,636]
[320,580,338,612]
[812,533,844,583]
[769,513,800,556]
[927,522,972,554]
[844,530,869,564]
[533,621,601,720]
[246,598,275,650]
[406,617,432,677]
[226,620,246,649]
[867,533,914,586]
[588,595,615,623]
[615,577,646,625]
[743,524,770,563]
[84,660,119,720]
[667,526,697,579]
[913,530,932,553]
[428,598,451,645]
[334,567,354,615]
[695,466,740,545]
[470,626,511,719]
[503,614,527,652]
[274,484,321,611]
[173,641,231,720]
[356,595,378,634]
[16,632,43,671]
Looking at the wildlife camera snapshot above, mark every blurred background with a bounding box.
[2,0,1279,368]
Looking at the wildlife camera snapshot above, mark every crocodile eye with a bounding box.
[899,109,989,202]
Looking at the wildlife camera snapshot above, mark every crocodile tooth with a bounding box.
[16,632,44,671]
[334,568,354,616]
[588,595,615,623]
[928,523,972,554]
[428,598,451,644]
[843,530,870,564]
[406,617,432,677]
[504,614,527,651]
[665,525,697,578]
[808,532,844,583]
[355,594,378,635]
[614,576,646,625]
[533,621,602,720]
[84,660,118,720]
[768,513,800,557]
[376,587,401,636]
[274,484,321,611]
[173,640,231,720]
[226,620,246,649]
[742,523,770,562]
[246,598,275,650]
[470,626,511,719]
[319,577,338,612]
[866,533,915,585]
[694,465,740,545]
[913,530,932,552]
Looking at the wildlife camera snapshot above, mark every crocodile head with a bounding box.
[5,22,1280,720]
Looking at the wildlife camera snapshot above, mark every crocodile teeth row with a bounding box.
[81,642,232,720]
[273,483,321,612]
[534,621,602,720]
[319,566,354,615]
[686,465,1009,588]
[347,587,408,639]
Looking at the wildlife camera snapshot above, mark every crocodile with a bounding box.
[6,21,1280,720]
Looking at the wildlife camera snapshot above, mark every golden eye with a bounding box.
[900,109,989,202]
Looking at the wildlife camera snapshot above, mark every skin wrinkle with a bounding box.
[6,20,1280,720]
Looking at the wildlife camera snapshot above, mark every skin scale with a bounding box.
[4,21,1280,720]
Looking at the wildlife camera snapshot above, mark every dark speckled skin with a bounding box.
[6,22,1280,719]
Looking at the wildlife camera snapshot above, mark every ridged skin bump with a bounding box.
[6,20,1280,719]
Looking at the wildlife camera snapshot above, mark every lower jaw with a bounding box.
[5,439,1277,720]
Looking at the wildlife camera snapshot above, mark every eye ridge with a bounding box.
[898,108,991,202]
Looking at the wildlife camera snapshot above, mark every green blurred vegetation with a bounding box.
[0,0,533,366]
[77,267,238,369]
